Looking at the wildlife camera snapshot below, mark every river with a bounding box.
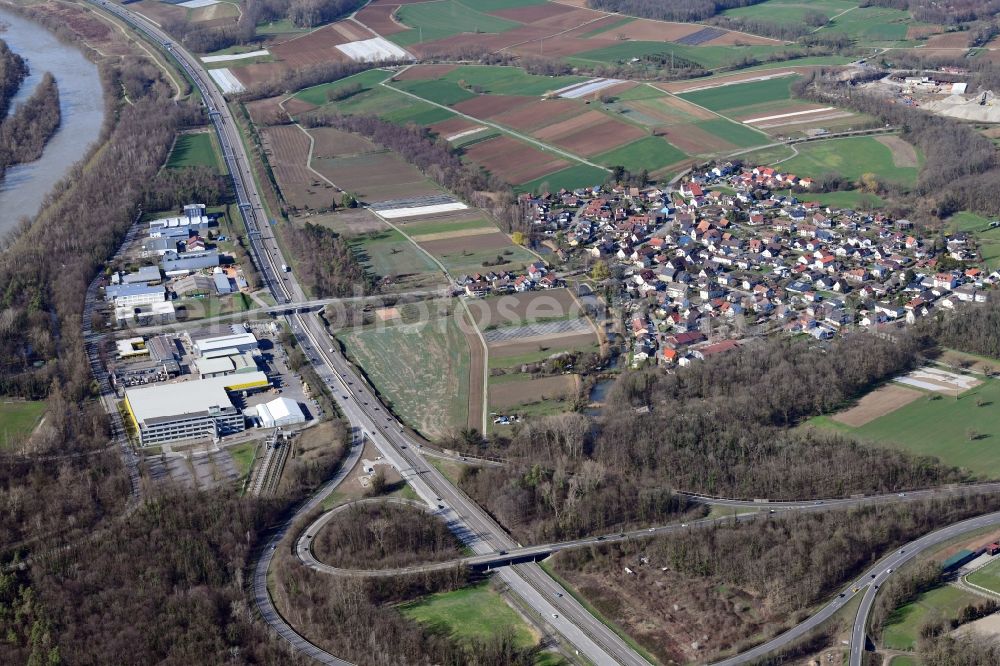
[0,6,105,235]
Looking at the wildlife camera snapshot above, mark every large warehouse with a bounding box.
[256,397,306,428]
[123,372,269,445]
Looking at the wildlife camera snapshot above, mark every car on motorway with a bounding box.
[551,613,559,619]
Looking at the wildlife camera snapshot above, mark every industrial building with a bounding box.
[189,331,258,357]
[115,301,176,327]
[123,371,270,445]
[196,351,258,379]
[122,266,162,285]
[162,249,220,275]
[256,397,306,428]
[105,283,166,307]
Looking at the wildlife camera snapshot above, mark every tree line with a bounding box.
[0,39,28,119]
[587,0,768,23]
[0,72,60,180]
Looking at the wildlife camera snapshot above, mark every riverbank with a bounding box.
[0,5,104,232]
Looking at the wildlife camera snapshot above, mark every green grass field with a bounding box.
[596,136,687,172]
[0,400,45,449]
[814,376,1000,478]
[882,585,979,651]
[389,0,522,47]
[800,189,885,209]
[695,118,771,149]
[419,65,587,97]
[347,228,443,285]
[722,0,858,24]
[967,557,1000,593]
[679,75,799,113]
[567,41,789,70]
[518,164,610,194]
[888,657,919,666]
[229,442,256,484]
[294,70,388,106]
[392,79,477,106]
[339,312,470,439]
[166,132,222,171]
[424,242,538,276]
[400,581,536,647]
[773,136,920,185]
[488,341,601,370]
[815,5,915,42]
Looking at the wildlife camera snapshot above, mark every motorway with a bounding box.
[85,2,651,664]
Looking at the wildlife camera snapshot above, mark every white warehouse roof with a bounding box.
[194,332,258,356]
[257,397,306,428]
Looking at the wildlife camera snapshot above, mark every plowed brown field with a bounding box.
[462,135,569,184]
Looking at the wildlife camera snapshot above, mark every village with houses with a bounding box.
[514,162,996,369]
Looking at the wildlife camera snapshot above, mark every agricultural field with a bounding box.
[0,400,45,449]
[338,306,471,439]
[596,136,687,173]
[489,373,580,413]
[465,288,584,331]
[882,584,980,651]
[399,581,538,650]
[416,231,538,276]
[566,41,788,71]
[813,373,1000,478]
[678,75,799,114]
[166,131,222,171]
[387,0,523,47]
[313,210,446,290]
[768,135,921,185]
[259,125,338,212]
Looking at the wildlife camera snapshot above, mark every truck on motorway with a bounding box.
[281,264,290,272]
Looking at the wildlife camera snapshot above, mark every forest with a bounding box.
[313,501,464,569]
[0,72,61,179]
[0,39,28,119]
[454,330,976,542]
[279,221,373,298]
[550,494,1000,663]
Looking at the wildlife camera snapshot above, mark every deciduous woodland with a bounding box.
[313,502,464,569]
[0,72,60,179]
[279,222,372,297]
[551,495,1000,663]
[456,330,972,543]
[0,38,28,119]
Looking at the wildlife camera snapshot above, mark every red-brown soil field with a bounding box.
[453,95,536,118]
[393,64,459,81]
[462,135,570,184]
[355,5,408,36]
[533,110,644,156]
[493,98,581,133]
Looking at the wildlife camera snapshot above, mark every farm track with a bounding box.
[384,69,610,173]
